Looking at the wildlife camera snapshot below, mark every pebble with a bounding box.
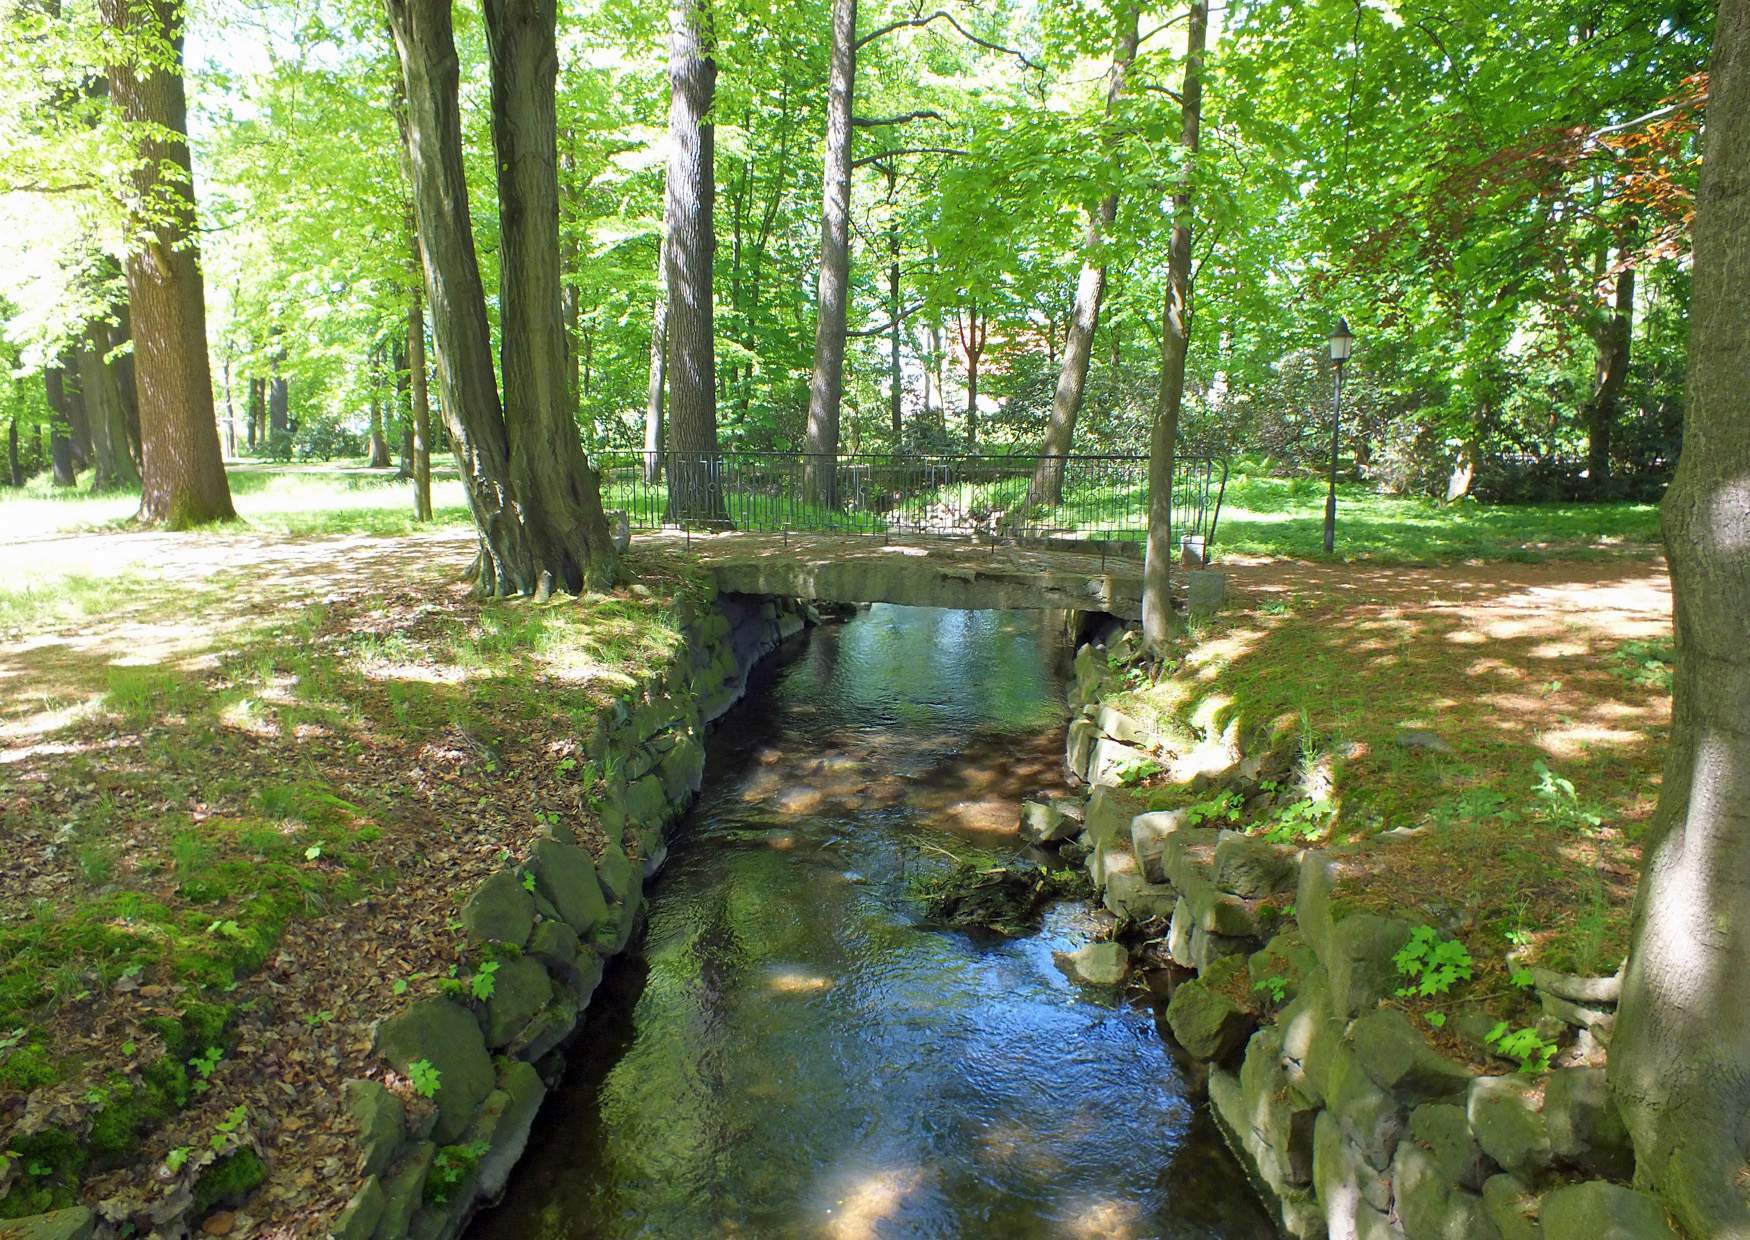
[202,1211,237,1235]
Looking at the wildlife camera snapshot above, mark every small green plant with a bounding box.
[408,1058,441,1097]
[1186,789,1244,827]
[1253,976,1288,1004]
[1609,638,1674,691]
[304,845,322,861]
[165,1146,190,1174]
[210,1105,248,1152]
[425,1140,491,1205]
[520,872,536,894]
[1532,760,1602,829]
[469,960,500,1002]
[1392,927,1474,998]
[1262,797,1332,844]
[1485,1022,1557,1073]
[1114,756,1163,786]
[189,1046,224,1093]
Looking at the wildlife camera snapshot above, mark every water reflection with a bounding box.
[470,606,1274,1239]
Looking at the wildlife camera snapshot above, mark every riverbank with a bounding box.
[0,529,816,1236]
[1034,556,1677,1238]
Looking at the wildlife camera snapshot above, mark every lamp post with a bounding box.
[1323,318,1354,556]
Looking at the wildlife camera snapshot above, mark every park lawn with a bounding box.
[1101,553,1670,1046]
[0,523,706,1227]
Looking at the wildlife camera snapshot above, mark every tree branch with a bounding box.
[1587,94,1708,146]
[851,301,927,335]
[854,10,1040,69]
[851,145,968,168]
[852,110,944,128]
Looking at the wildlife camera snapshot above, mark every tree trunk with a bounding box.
[1610,4,1750,1233]
[6,419,19,487]
[99,0,234,527]
[484,0,617,592]
[269,375,289,437]
[887,168,903,446]
[368,361,393,468]
[957,304,986,448]
[79,324,139,490]
[408,275,434,522]
[1585,263,1634,497]
[645,233,668,484]
[109,303,141,465]
[1030,1,1139,507]
[802,0,856,506]
[663,0,727,524]
[64,369,92,471]
[247,376,264,449]
[44,365,78,487]
[1141,0,1206,653]
[387,0,541,592]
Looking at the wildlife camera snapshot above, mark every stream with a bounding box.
[470,604,1274,1239]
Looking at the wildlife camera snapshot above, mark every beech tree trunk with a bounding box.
[368,367,393,468]
[44,365,78,487]
[802,0,856,506]
[645,234,668,484]
[1585,263,1634,497]
[663,0,728,524]
[109,303,141,464]
[408,276,433,522]
[387,0,540,592]
[247,377,264,450]
[1610,4,1750,1233]
[269,375,289,438]
[1141,0,1205,652]
[6,419,18,487]
[1029,1,1139,507]
[79,324,139,490]
[484,0,617,592]
[99,0,234,527]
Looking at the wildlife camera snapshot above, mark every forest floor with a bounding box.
[0,464,1673,1234]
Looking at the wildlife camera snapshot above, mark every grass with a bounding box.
[1102,558,1668,985]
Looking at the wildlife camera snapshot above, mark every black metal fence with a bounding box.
[597,450,1228,552]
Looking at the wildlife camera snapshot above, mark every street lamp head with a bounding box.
[1329,318,1354,363]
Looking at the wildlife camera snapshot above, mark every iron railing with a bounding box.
[596,450,1228,553]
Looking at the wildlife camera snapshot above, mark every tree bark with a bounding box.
[803,0,857,505]
[1141,0,1206,652]
[99,0,233,527]
[663,0,727,524]
[247,377,264,450]
[1030,0,1139,506]
[484,0,617,592]
[408,274,433,522]
[6,419,19,487]
[1585,263,1634,496]
[886,166,903,445]
[108,302,140,464]
[387,0,539,592]
[269,375,289,438]
[645,234,668,484]
[957,303,986,448]
[44,365,78,487]
[1610,3,1750,1233]
[79,323,139,490]
[368,357,393,468]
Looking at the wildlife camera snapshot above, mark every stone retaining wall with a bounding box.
[1026,629,1672,1240]
[325,594,815,1240]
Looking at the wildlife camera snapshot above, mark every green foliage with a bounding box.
[425,1141,491,1206]
[1253,975,1288,1005]
[1485,1022,1558,1074]
[1113,756,1163,786]
[1393,927,1474,999]
[408,1058,442,1098]
[1610,638,1676,691]
[191,1148,266,1214]
[1261,797,1332,844]
[1185,790,1243,827]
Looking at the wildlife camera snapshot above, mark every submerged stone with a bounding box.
[1054,940,1129,986]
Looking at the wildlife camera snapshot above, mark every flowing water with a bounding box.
[471,605,1275,1239]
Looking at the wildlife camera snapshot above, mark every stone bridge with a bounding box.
[639,531,1148,618]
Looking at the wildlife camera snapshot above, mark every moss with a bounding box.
[0,1129,85,1219]
[87,1071,182,1166]
[192,1149,267,1215]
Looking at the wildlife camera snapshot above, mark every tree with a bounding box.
[406,257,433,522]
[1585,261,1635,494]
[663,0,727,523]
[484,0,618,592]
[1610,4,1750,1233]
[99,0,235,527]
[1141,0,1206,652]
[644,235,667,484]
[1029,0,1139,506]
[802,0,856,505]
[77,319,138,489]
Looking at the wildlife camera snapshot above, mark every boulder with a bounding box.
[1101,865,1178,923]
[460,870,535,948]
[333,1178,385,1240]
[1326,913,1415,1020]
[469,1060,548,1200]
[1313,1110,1396,1224]
[375,1001,495,1143]
[1085,785,1148,849]
[343,1078,407,1176]
[1088,737,1153,786]
[1324,1039,1407,1171]
[1468,1075,1551,1180]
[1054,941,1129,987]
[1408,1102,1490,1191]
[657,733,706,805]
[1066,717,1099,779]
[2,1209,95,1240]
[1529,967,1622,1006]
[1166,961,1252,1062]
[1248,931,1320,1005]
[1214,834,1299,898]
[528,840,613,942]
[1165,896,1254,974]
[1018,799,1074,844]
[1481,1174,1543,1240]
[1095,704,1154,747]
[509,993,580,1063]
[1393,1138,1500,1240]
[1348,1009,1472,1105]
[484,957,553,1048]
[1543,1068,1632,1180]
[378,1142,436,1239]
[1539,1181,1674,1240]
[1129,810,1187,883]
[528,920,584,979]
[1239,1025,1318,1187]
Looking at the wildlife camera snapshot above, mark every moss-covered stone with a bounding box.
[460,871,535,948]
[1469,1075,1551,1181]
[192,1148,266,1214]
[1540,1181,1674,1239]
[375,1000,495,1143]
[0,1207,94,1240]
[332,1178,385,1240]
[343,1078,407,1177]
[1166,960,1253,1062]
[1348,1008,1472,1105]
[527,840,611,940]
